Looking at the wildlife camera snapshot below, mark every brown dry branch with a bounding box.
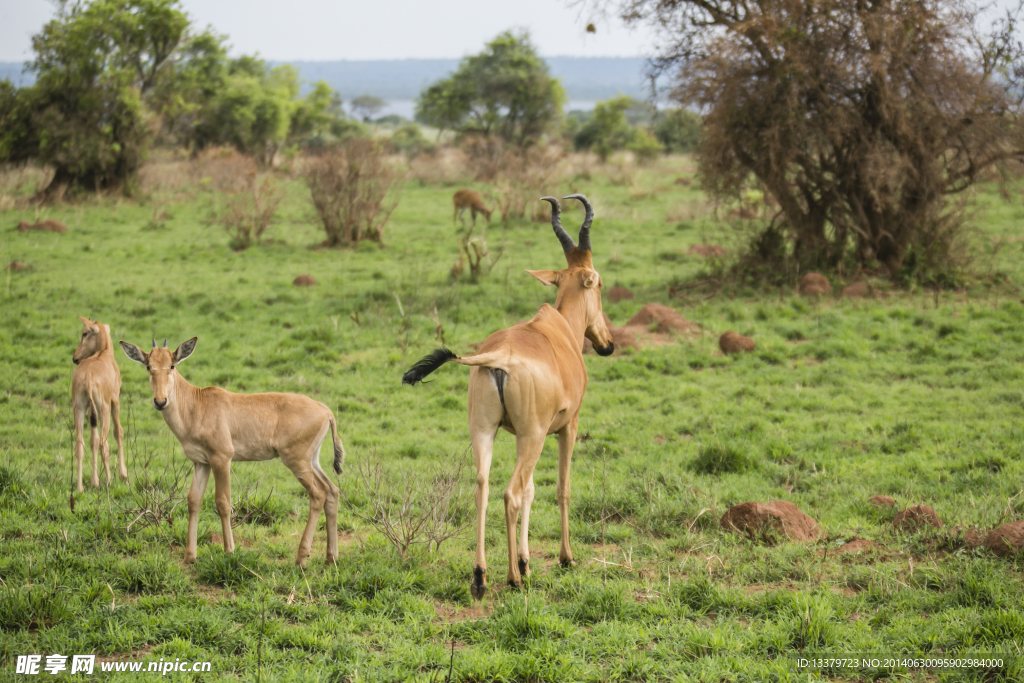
[303,139,405,247]
[352,451,471,559]
[218,159,289,250]
[464,137,566,221]
[115,400,189,533]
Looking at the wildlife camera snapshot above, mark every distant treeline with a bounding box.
[1,57,658,101]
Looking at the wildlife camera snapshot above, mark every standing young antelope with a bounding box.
[453,189,493,227]
[119,338,345,567]
[72,316,127,492]
[404,194,613,598]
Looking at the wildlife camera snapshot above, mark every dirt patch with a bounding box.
[719,331,755,354]
[728,207,757,219]
[720,501,820,542]
[842,281,872,298]
[818,538,879,556]
[893,505,943,531]
[626,303,701,335]
[799,272,831,296]
[18,219,67,233]
[608,286,634,303]
[7,261,32,272]
[963,528,987,549]
[293,274,316,286]
[674,176,692,186]
[868,495,896,508]
[434,602,490,623]
[687,244,726,258]
[984,521,1024,557]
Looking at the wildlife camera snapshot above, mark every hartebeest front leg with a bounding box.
[211,460,235,555]
[557,416,579,567]
[505,430,545,589]
[184,463,211,563]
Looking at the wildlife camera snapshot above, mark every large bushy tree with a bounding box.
[6,0,188,197]
[416,31,565,146]
[618,0,1024,278]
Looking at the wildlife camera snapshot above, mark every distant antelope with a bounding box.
[119,338,345,567]
[72,316,127,492]
[404,194,613,598]
[453,189,493,227]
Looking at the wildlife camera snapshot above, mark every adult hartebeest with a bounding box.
[72,316,127,492]
[453,189,493,227]
[119,338,345,567]
[403,194,613,598]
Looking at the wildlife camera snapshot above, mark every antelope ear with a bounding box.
[526,269,559,287]
[581,272,599,289]
[119,341,148,365]
[78,315,92,328]
[173,337,198,364]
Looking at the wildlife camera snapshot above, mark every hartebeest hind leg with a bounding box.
[504,430,545,589]
[73,399,87,493]
[284,428,337,567]
[468,369,504,599]
[211,460,235,555]
[111,398,127,481]
[96,400,113,486]
[184,463,211,563]
[518,473,536,578]
[557,416,579,567]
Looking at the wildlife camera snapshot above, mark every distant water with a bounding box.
[372,100,601,121]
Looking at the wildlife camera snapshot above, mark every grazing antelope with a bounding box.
[453,189,493,227]
[404,194,613,598]
[71,316,127,492]
[119,338,345,567]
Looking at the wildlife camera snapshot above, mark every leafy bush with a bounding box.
[654,108,703,153]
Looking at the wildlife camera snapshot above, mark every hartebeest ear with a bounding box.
[581,272,599,289]
[173,337,198,364]
[526,269,560,287]
[119,341,148,365]
[78,315,93,329]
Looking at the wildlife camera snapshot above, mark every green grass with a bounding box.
[1,155,1024,681]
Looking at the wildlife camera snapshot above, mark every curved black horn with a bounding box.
[540,196,575,254]
[151,338,156,348]
[563,194,593,252]
[163,339,168,348]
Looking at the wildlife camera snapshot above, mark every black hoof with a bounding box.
[470,566,487,601]
[559,558,576,569]
[518,557,529,577]
[508,579,523,590]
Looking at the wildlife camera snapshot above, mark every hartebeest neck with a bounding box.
[554,292,589,353]
[160,372,202,438]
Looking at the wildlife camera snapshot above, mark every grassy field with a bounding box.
[1,154,1024,681]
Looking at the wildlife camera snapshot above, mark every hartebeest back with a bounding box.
[404,194,613,598]
[119,338,345,567]
[453,189,493,227]
[71,316,127,492]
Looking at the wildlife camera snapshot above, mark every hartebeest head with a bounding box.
[119,337,197,411]
[73,316,110,365]
[531,195,614,356]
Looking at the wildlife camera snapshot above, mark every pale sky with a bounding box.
[0,0,657,62]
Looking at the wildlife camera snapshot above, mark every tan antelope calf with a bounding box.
[404,194,613,598]
[72,316,127,492]
[453,189,493,227]
[119,338,345,567]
